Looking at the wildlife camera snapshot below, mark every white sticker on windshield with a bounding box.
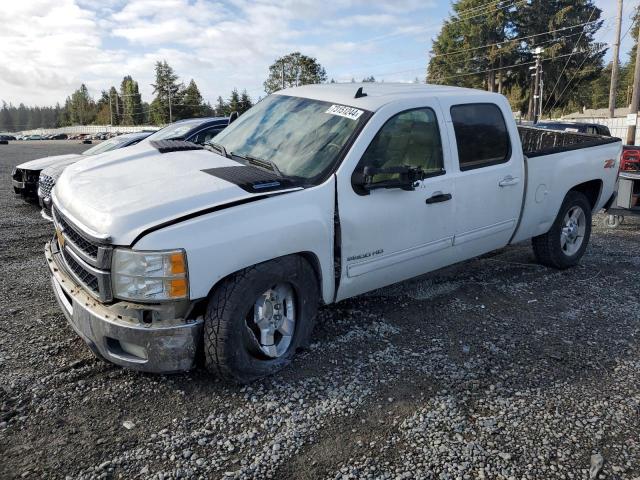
[325,104,364,120]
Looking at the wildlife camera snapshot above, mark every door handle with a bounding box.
[425,193,452,204]
[498,175,520,187]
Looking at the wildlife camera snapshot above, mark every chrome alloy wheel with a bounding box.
[251,283,296,358]
[560,205,586,256]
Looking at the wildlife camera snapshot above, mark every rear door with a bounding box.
[335,99,457,301]
[439,100,525,260]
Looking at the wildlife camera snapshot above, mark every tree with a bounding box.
[179,79,206,118]
[0,102,14,131]
[515,0,605,116]
[239,90,253,114]
[362,75,376,82]
[214,96,228,116]
[428,0,519,91]
[427,0,606,115]
[227,89,241,113]
[65,84,96,125]
[263,52,327,94]
[150,60,181,125]
[120,75,143,125]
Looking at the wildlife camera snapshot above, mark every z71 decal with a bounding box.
[325,104,364,120]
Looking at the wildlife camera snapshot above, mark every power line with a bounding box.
[542,6,598,112]
[429,20,601,59]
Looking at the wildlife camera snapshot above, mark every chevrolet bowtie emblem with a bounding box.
[56,227,65,249]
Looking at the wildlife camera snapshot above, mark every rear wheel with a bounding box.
[532,191,592,269]
[203,255,319,383]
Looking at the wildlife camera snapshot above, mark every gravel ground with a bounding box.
[1,141,640,480]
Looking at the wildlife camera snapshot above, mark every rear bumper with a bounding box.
[46,240,203,373]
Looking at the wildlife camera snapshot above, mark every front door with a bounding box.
[335,102,457,301]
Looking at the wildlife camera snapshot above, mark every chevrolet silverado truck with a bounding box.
[45,84,621,383]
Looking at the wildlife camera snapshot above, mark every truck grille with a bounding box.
[53,208,99,259]
[62,249,100,293]
[38,174,56,199]
[52,205,112,302]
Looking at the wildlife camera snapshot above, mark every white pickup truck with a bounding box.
[46,84,621,383]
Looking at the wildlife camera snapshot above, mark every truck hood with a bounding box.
[17,153,84,171]
[54,143,267,245]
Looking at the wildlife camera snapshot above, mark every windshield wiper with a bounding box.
[205,142,229,158]
[235,153,283,177]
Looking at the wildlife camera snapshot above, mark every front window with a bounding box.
[213,95,370,181]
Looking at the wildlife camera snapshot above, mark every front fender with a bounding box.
[132,179,336,304]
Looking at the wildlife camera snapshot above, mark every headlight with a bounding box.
[112,249,188,301]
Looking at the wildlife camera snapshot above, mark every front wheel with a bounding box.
[532,191,592,269]
[203,255,319,383]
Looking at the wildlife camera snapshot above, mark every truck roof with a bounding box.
[276,82,503,111]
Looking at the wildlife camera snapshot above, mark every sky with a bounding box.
[0,0,635,107]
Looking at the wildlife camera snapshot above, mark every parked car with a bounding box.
[534,121,611,136]
[141,117,229,145]
[26,134,44,140]
[13,131,151,204]
[45,84,621,382]
[37,131,153,219]
[50,133,68,140]
[0,134,17,141]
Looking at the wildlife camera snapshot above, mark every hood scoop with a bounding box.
[151,140,204,153]
[202,165,295,193]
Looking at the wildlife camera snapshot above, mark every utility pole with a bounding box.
[109,92,113,125]
[610,0,624,118]
[626,25,640,144]
[532,47,544,123]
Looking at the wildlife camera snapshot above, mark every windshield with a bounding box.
[82,137,131,155]
[145,121,202,141]
[212,95,369,181]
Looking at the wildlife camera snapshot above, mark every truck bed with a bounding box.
[518,126,621,158]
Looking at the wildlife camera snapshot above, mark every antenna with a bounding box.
[354,87,367,99]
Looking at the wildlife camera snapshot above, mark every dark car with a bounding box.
[143,117,229,145]
[534,121,611,136]
[50,133,68,140]
[13,131,152,203]
[0,134,16,142]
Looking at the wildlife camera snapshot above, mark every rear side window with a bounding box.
[450,103,510,171]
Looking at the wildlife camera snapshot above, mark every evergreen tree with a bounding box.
[0,102,14,131]
[515,0,605,116]
[362,76,376,82]
[120,75,143,125]
[215,96,227,116]
[227,89,241,113]
[151,60,181,125]
[263,52,327,94]
[179,79,206,118]
[239,90,253,114]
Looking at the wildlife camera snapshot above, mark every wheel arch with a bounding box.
[569,179,602,210]
[204,251,325,305]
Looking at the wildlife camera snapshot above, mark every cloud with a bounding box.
[0,0,439,107]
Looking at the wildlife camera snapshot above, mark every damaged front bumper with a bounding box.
[45,240,203,373]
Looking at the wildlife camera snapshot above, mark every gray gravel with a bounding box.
[1,141,640,479]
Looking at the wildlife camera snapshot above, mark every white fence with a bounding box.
[18,125,160,136]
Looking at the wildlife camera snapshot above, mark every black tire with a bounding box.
[203,255,319,383]
[532,191,592,269]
